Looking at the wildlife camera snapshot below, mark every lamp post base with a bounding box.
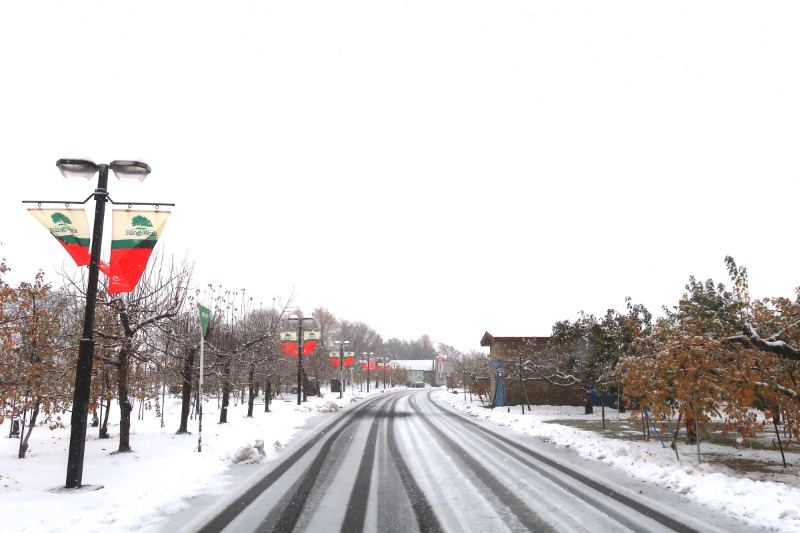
[51,484,104,494]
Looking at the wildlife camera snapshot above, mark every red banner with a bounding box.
[303,340,318,356]
[107,210,170,294]
[282,342,299,357]
[282,340,317,358]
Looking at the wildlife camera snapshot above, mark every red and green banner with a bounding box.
[28,208,93,267]
[107,210,170,294]
[302,331,320,356]
[28,207,168,295]
[281,330,320,357]
[280,331,299,356]
[329,351,355,367]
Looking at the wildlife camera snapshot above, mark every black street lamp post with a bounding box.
[333,340,349,399]
[378,356,390,390]
[289,316,312,405]
[362,351,374,392]
[24,159,170,489]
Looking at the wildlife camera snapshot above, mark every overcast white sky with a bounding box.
[1,2,798,353]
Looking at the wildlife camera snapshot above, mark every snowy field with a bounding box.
[1,386,798,532]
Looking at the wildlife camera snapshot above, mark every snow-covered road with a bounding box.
[178,390,761,533]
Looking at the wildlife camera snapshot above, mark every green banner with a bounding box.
[199,305,211,338]
[303,331,321,341]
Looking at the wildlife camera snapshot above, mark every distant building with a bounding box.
[480,332,584,407]
[391,358,454,387]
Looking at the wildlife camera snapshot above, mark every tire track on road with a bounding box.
[191,394,386,533]
[408,394,559,533]
[424,392,705,533]
[385,393,443,533]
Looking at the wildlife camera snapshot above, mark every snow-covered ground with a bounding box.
[1,386,798,532]
[436,390,800,532]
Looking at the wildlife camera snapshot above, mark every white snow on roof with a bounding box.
[391,359,434,371]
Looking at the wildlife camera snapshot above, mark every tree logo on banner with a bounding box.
[131,215,153,229]
[51,212,73,226]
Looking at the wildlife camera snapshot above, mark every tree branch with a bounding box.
[742,323,800,361]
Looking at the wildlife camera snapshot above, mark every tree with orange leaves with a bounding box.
[622,256,800,446]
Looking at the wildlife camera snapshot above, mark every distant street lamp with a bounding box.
[333,340,350,399]
[389,355,397,387]
[24,159,171,489]
[378,356,391,390]
[362,351,374,392]
[288,316,313,405]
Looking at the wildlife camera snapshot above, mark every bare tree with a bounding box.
[90,252,192,453]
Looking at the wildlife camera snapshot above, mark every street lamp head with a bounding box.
[56,159,151,182]
[109,160,151,182]
[56,159,100,180]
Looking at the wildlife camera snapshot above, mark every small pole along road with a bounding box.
[179,390,762,533]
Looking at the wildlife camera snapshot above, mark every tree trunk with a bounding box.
[247,363,255,418]
[98,368,111,439]
[219,356,231,424]
[18,403,40,459]
[176,347,196,434]
[100,393,111,439]
[672,413,682,459]
[584,392,594,415]
[117,347,133,453]
[601,397,606,429]
[685,412,697,444]
[265,381,271,413]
